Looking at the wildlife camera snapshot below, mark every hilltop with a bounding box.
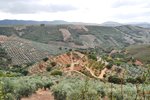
[1,24,150,48]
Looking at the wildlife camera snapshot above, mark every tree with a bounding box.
[43,57,49,62]
[46,66,52,72]
[51,70,62,76]
[40,24,45,27]
[0,82,4,100]
[51,62,57,67]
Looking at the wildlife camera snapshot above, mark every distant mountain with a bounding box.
[101,21,150,28]
[0,19,69,25]
[100,21,123,27]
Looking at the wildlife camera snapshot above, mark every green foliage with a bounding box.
[0,70,21,77]
[66,64,70,68]
[0,82,4,100]
[52,77,150,100]
[108,76,125,84]
[126,77,137,84]
[3,64,30,76]
[51,62,57,67]
[42,57,49,62]
[127,45,150,64]
[106,63,113,69]
[0,76,54,100]
[21,70,29,76]
[0,45,12,67]
[46,66,52,72]
[51,70,62,76]
[88,53,97,60]
[52,78,100,100]
[136,76,146,84]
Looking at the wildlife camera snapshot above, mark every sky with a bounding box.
[0,0,150,23]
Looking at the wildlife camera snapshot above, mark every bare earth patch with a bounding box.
[21,89,54,100]
[59,28,71,41]
[0,35,8,43]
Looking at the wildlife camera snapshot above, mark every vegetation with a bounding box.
[0,24,150,100]
[0,75,55,100]
[50,70,62,76]
[52,77,150,100]
[126,44,150,64]
[0,45,11,67]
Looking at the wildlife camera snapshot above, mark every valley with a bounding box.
[0,23,150,100]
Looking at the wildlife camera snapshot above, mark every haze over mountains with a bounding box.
[1,19,150,28]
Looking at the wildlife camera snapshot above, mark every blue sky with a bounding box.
[0,0,150,23]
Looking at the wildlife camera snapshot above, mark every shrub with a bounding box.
[66,64,71,68]
[126,78,137,84]
[88,54,97,60]
[106,63,113,69]
[46,66,52,72]
[136,76,145,83]
[51,62,57,67]
[21,70,28,76]
[53,91,67,100]
[42,57,49,62]
[108,76,125,84]
[51,70,62,76]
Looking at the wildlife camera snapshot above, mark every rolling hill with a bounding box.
[0,22,150,100]
[0,24,150,49]
[0,36,70,65]
[126,44,150,64]
[0,23,150,65]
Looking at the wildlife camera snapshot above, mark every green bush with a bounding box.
[51,70,62,76]
[136,76,145,83]
[46,66,52,72]
[43,57,49,62]
[53,91,66,100]
[0,76,54,100]
[126,77,137,84]
[51,62,57,67]
[106,63,113,69]
[21,70,28,76]
[108,76,125,84]
[88,54,97,60]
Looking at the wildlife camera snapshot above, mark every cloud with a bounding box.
[111,0,150,8]
[0,0,77,14]
[0,0,150,23]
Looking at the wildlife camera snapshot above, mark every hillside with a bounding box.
[0,49,149,100]
[0,36,70,65]
[28,50,148,80]
[0,24,150,49]
[126,44,150,64]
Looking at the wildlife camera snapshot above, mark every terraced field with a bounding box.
[1,36,69,65]
[28,51,108,79]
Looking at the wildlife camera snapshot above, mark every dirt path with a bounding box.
[98,68,107,79]
[21,89,54,100]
